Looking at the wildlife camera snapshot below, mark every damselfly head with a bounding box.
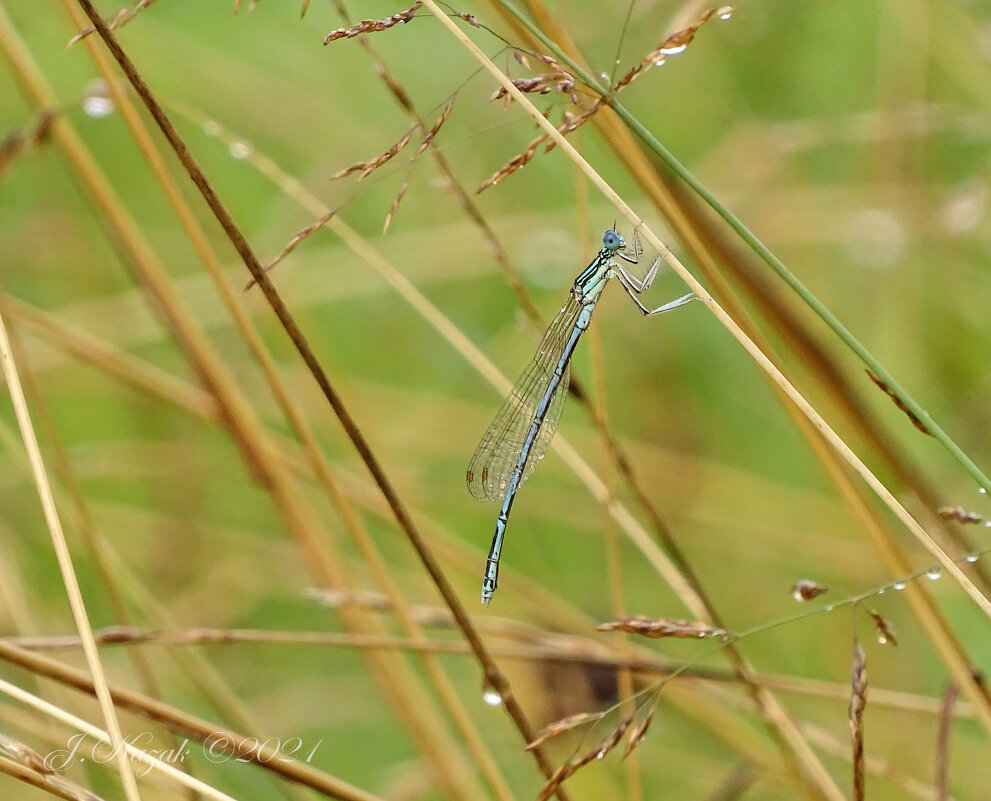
[603,229,625,251]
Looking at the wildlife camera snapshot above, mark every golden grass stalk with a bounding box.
[0,307,140,801]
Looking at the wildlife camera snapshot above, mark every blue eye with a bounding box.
[603,229,624,250]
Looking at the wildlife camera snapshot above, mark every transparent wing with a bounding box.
[466,296,581,502]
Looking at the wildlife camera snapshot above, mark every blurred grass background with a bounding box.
[1,1,991,800]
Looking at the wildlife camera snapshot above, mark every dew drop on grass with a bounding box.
[83,81,114,118]
[979,487,987,495]
[229,141,252,159]
[482,688,503,706]
[659,43,688,55]
[877,632,889,645]
[965,553,980,563]
[83,94,114,118]
[925,567,942,581]
[893,582,906,591]
[718,6,735,20]
[203,120,221,137]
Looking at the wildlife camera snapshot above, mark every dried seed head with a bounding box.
[623,708,655,759]
[598,616,730,640]
[67,0,155,47]
[536,764,574,801]
[790,579,828,601]
[246,209,338,290]
[614,6,722,92]
[587,715,632,761]
[525,712,597,751]
[937,505,984,524]
[867,609,898,646]
[382,180,409,233]
[324,1,422,44]
[849,641,868,801]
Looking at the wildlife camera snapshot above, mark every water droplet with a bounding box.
[965,553,979,563]
[229,141,252,159]
[482,688,503,706]
[718,6,735,20]
[203,120,221,137]
[824,604,835,612]
[893,581,906,591]
[979,487,987,495]
[84,95,114,118]
[877,632,888,645]
[82,81,114,117]
[659,44,687,56]
[984,520,991,528]
[877,588,886,595]
[654,57,666,67]
[925,567,942,581]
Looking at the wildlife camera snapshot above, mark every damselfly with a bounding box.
[467,229,695,604]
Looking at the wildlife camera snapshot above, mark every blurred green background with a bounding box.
[2,1,991,800]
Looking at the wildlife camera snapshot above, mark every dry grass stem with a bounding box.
[849,641,867,801]
[598,616,729,640]
[0,310,140,800]
[0,753,102,801]
[936,683,957,801]
[0,734,55,780]
[0,642,383,801]
[323,2,422,44]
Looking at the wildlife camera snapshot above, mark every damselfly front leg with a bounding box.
[616,235,696,315]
